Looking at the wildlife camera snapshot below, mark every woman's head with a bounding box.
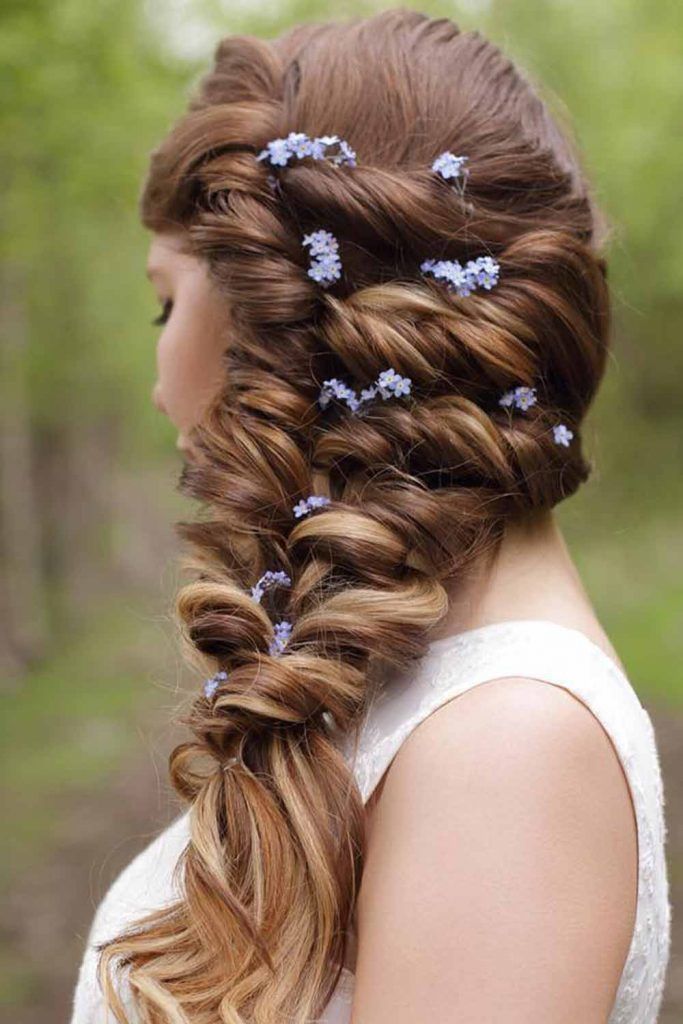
[101,9,611,1022]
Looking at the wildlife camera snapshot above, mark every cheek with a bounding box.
[156,286,228,432]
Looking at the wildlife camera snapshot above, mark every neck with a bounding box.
[431,511,617,662]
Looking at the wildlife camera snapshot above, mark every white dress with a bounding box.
[70,620,671,1023]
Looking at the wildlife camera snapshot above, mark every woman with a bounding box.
[70,9,670,1023]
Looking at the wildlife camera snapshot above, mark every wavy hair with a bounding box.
[98,8,612,1022]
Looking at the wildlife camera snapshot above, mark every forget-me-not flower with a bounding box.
[553,423,574,447]
[293,495,331,519]
[250,570,292,604]
[269,620,293,657]
[431,151,469,185]
[499,386,538,412]
[204,669,228,700]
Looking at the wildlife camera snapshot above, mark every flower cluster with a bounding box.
[248,569,296,655]
[318,367,412,414]
[420,255,500,297]
[499,385,575,448]
[318,377,360,412]
[431,151,469,189]
[269,620,293,657]
[204,669,228,700]
[247,571,294,655]
[200,566,294,689]
[302,229,342,287]
[254,137,576,470]
[258,136,502,299]
[499,386,538,412]
[366,368,413,399]
[293,494,331,519]
[250,570,292,603]
[257,131,357,168]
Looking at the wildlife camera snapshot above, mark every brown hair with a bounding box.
[99,8,611,1022]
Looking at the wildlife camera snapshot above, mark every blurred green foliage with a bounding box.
[1,1,681,1017]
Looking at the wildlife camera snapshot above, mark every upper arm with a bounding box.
[351,677,638,1024]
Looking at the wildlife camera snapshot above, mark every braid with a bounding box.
[99,10,611,1023]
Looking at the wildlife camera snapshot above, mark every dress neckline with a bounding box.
[424,617,628,684]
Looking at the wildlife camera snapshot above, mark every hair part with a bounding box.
[98,8,611,1022]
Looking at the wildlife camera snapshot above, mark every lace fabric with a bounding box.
[70,619,671,1024]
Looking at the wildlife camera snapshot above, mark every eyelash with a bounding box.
[152,299,173,326]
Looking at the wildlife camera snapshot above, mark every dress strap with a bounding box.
[341,619,659,809]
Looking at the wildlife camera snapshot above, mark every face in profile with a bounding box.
[146,231,229,452]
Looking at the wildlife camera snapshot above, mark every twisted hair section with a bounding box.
[98,9,612,1023]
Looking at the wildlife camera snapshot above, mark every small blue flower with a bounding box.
[377,368,402,391]
[431,151,469,186]
[269,620,293,657]
[302,229,342,288]
[319,377,359,411]
[308,259,341,285]
[553,423,574,447]
[376,368,412,399]
[250,570,292,604]
[303,228,338,256]
[309,136,329,160]
[467,255,500,291]
[311,134,356,166]
[307,494,330,510]
[392,376,412,397]
[498,386,538,412]
[334,138,357,167]
[420,258,469,297]
[293,494,330,518]
[256,137,292,166]
[317,379,336,409]
[514,386,537,411]
[204,669,228,700]
[287,131,314,159]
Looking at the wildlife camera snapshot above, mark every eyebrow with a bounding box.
[146,265,161,281]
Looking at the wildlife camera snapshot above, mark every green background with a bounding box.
[1,1,681,1019]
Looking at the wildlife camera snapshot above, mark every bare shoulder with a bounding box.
[352,678,638,1024]
[400,674,631,790]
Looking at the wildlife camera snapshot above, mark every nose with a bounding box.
[151,382,167,415]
